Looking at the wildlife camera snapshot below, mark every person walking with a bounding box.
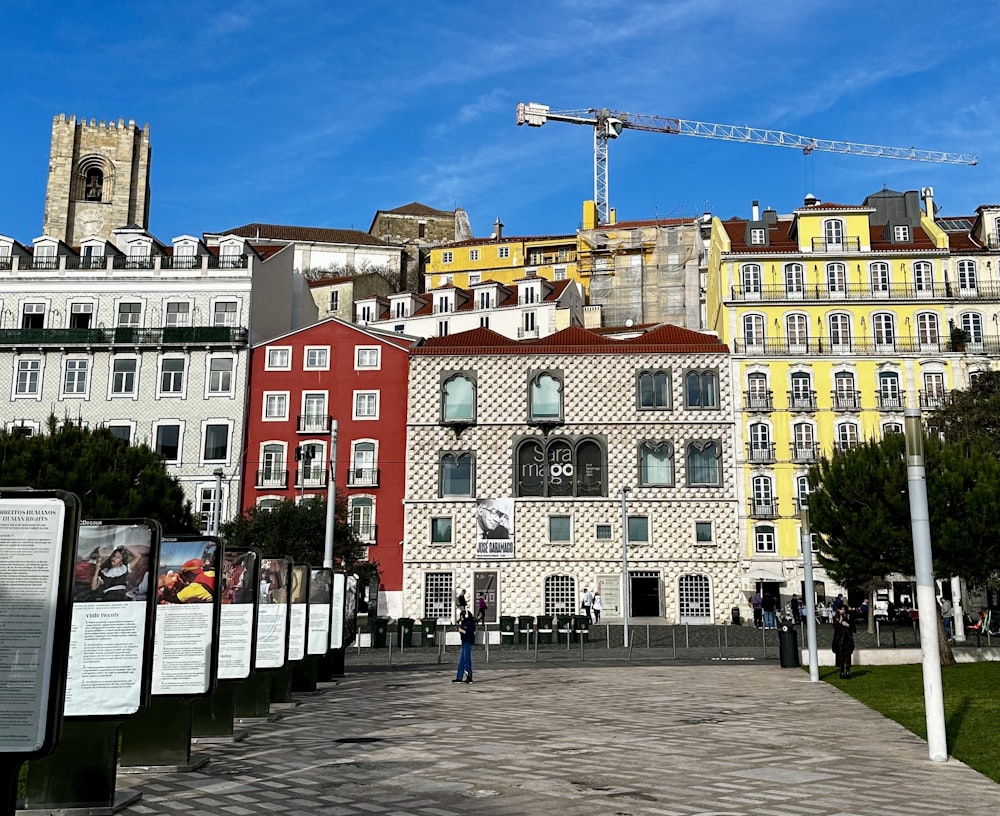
[456,589,468,621]
[790,593,800,624]
[762,593,777,629]
[750,592,763,628]
[831,607,856,678]
[453,610,476,684]
[476,592,487,625]
[581,587,594,623]
[592,592,603,623]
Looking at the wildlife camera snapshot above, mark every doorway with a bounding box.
[629,571,660,617]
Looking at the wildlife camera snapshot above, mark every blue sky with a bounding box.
[4,1,999,244]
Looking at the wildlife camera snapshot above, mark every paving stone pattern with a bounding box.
[117,656,1000,816]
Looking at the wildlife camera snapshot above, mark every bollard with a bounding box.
[628,629,635,661]
[761,624,768,659]
[579,630,584,661]
[606,623,611,649]
[684,623,689,648]
[672,628,676,659]
[717,626,723,659]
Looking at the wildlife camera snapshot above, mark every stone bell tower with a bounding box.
[42,113,152,244]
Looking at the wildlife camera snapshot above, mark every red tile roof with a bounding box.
[210,223,393,247]
[412,324,727,355]
[379,202,455,217]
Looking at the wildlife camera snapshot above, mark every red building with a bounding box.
[241,317,414,615]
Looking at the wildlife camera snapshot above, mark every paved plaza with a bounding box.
[114,651,1000,816]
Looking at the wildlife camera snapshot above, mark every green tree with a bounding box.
[927,369,1000,458]
[219,494,370,575]
[0,420,197,531]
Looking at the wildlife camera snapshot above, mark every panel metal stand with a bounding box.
[191,682,248,744]
[20,720,141,814]
[233,673,274,723]
[291,657,318,692]
[118,698,207,773]
[268,666,294,706]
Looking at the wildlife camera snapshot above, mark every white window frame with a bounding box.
[106,421,135,445]
[595,523,613,541]
[469,249,479,261]
[355,346,381,370]
[353,390,379,420]
[200,419,233,465]
[152,420,184,463]
[754,525,776,554]
[61,357,91,399]
[164,301,192,327]
[109,355,139,399]
[212,300,238,327]
[548,514,573,545]
[498,246,510,259]
[156,355,188,398]
[441,251,454,264]
[627,515,650,545]
[893,225,910,242]
[304,346,330,370]
[265,346,292,370]
[263,391,289,421]
[13,357,43,400]
[206,354,235,397]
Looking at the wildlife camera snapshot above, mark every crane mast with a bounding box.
[516,102,978,225]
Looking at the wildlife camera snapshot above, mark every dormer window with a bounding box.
[893,225,911,242]
[394,301,407,318]
[478,292,491,309]
[522,286,538,305]
[435,296,451,314]
[469,273,481,285]
[824,219,844,247]
[750,227,766,245]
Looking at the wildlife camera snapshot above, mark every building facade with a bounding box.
[402,324,742,624]
[706,186,1000,604]
[241,318,416,615]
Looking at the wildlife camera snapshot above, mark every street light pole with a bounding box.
[799,503,819,681]
[904,408,948,762]
[620,486,630,648]
[212,468,224,537]
[323,419,339,569]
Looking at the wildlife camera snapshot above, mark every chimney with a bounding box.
[493,217,504,240]
[921,187,935,218]
[803,193,820,207]
[752,200,760,221]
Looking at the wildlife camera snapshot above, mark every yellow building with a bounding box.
[706,187,1000,604]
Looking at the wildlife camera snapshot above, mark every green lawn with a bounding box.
[823,662,1000,782]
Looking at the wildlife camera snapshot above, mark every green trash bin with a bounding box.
[536,614,553,644]
[420,618,438,647]
[371,617,389,648]
[517,615,535,644]
[397,617,415,648]
[499,616,515,644]
[556,614,575,644]
[574,614,590,643]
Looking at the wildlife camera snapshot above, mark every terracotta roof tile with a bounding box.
[381,202,455,217]
[210,223,393,247]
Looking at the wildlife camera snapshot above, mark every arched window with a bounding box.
[515,436,607,497]
[84,167,104,201]
[784,263,804,295]
[349,496,374,540]
[913,261,934,294]
[544,574,577,616]
[789,372,814,410]
[441,373,475,422]
[685,370,718,408]
[529,371,563,422]
[870,262,890,294]
[350,441,376,486]
[829,313,851,348]
[957,260,977,293]
[639,441,674,486]
[440,452,473,497]
[883,422,903,437]
[742,263,762,296]
[824,219,844,246]
[261,443,285,487]
[873,313,895,346]
[746,372,770,410]
[834,371,858,410]
[796,475,811,506]
[877,372,902,409]
[743,314,765,349]
[677,574,712,623]
[917,313,939,345]
[748,423,772,463]
[836,421,860,451]
[687,441,721,485]
[961,312,984,346]
[786,313,808,349]
[751,475,775,515]
[827,262,847,295]
[754,525,776,553]
[637,370,671,409]
[792,422,815,461]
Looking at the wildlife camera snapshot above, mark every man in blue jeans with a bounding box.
[453,610,476,683]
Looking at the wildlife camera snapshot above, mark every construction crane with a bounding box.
[515,102,979,225]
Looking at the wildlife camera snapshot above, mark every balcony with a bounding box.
[831,390,862,411]
[787,391,818,412]
[734,335,1000,357]
[352,523,377,542]
[295,468,329,489]
[517,326,540,338]
[746,443,776,464]
[748,499,780,519]
[728,282,1000,303]
[0,253,248,273]
[919,390,950,410]
[833,440,861,453]
[876,393,906,410]
[744,390,774,412]
[790,443,820,463]
[297,414,332,434]
[347,468,380,488]
[0,326,248,348]
[65,255,107,270]
[810,236,862,252]
[256,469,289,489]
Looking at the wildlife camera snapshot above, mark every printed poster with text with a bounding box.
[288,565,310,662]
[307,568,332,655]
[151,538,219,695]
[0,497,67,753]
[65,521,157,717]
[218,550,259,680]
[255,558,290,669]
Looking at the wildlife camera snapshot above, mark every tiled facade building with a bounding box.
[402,324,742,624]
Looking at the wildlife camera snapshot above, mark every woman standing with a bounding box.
[592,592,603,623]
[831,608,856,678]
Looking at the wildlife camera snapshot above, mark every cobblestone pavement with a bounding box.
[115,656,1000,816]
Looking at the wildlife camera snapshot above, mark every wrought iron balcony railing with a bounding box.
[255,469,289,489]
[748,500,780,519]
[746,443,776,464]
[743,391,774,412]
[297,414,332,433]
[347,468,380,488]
[831,390,862,411]
[790,443,820,463]
[734,335,1000,356]
[787,391,818,412]
[0,326,248,347]
[729,282,1000,303]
